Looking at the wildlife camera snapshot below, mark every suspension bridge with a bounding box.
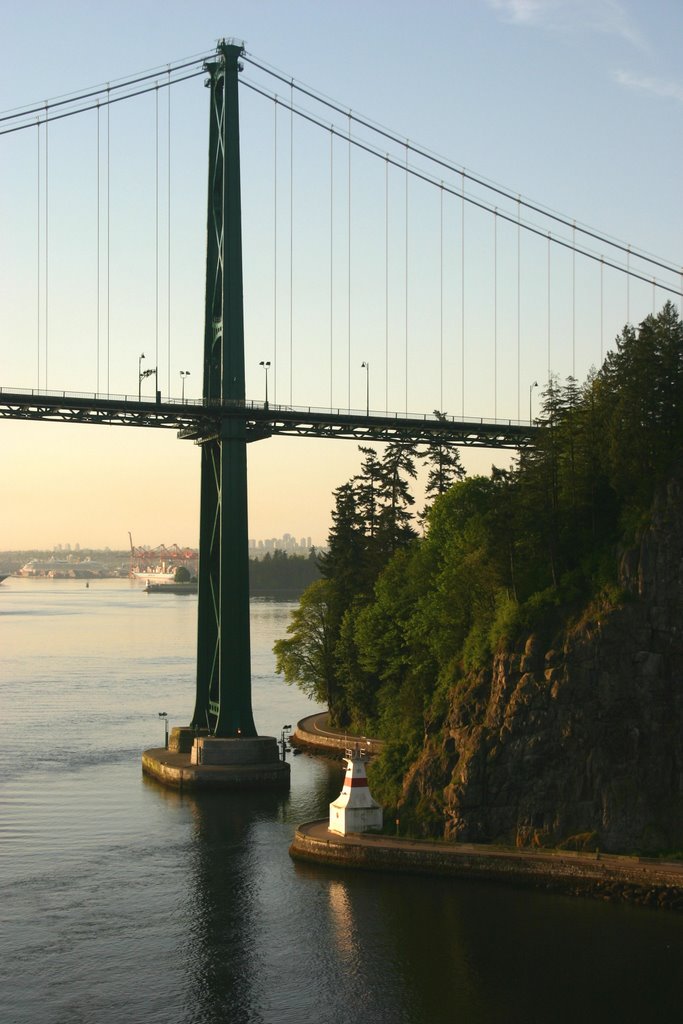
[2,40,682,758]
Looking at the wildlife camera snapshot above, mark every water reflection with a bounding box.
[182,791,284,1024]
[141,764,683,1024]
[327,881,355,961]
[5,578,681,1024]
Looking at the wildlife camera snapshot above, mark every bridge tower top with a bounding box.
[203,40,247,407]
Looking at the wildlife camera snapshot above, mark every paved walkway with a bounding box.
[293,712,384,753]
[297,820,683,874]
[290,820,683,908]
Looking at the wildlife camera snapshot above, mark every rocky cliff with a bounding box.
[402,472,683,854]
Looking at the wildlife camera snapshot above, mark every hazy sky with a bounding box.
[2,0,683,550]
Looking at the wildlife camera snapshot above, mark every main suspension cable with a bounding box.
[1,70,205,137]
[0,53,211,123]
[242,52,679,282]
[240,78,683,300]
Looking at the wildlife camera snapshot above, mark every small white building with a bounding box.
[329,745,383,836]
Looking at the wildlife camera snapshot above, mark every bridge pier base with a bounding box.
[142,732,290,791]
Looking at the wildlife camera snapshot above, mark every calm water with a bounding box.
[1,578,682,1024]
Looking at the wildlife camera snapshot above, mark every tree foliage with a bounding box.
[249,549,320,595]
[276,304,683,799]
[273,579,337,706]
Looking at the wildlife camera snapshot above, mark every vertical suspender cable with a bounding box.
[155,85,159,396]
[347,111,352,412]
[547,232,551,382]
[107,87,111,396]
[440,183,444,413]
[36,119,40,389]
[385,155,389,414]
[329,125,333,409]
[628,246,634,322]
[461,170,465,420]
[517,196,521,416]
[600,257,604,364]
[97,102,100,393]
[572,221,576,379]
[493,209,497,419]
[167,69,171,399]
[290,77,296,405]
[273,99,278,405]
[404,140,409,415]
[44,104,48,390]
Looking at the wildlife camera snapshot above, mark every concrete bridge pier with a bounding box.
[142,726,290,790]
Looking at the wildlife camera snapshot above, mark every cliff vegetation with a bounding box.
[275,304,683,853]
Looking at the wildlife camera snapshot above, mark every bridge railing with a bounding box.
[0,385,536,428]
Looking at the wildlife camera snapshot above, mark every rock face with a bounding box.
[403,474,683,854]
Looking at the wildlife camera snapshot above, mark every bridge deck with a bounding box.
[0,389,537,448]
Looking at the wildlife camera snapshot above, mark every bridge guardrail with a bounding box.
[0,386,536,429]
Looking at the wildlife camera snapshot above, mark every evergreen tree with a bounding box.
[420,414,466,509]
[376,440,418,554]
[353,446,382,539]
[317,481,367,604]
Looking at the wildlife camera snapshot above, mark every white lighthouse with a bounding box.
[328,745,383,836]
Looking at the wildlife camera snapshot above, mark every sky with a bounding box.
[2,0,683,550]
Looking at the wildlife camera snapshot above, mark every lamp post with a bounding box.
[259,360,271,408]
[529,380,538,425]
[139,354,156,401]
[361,361,369,416]
[180,370,191,403]
[158,711,168,749]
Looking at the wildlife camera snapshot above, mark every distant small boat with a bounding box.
[144,581,198,595]
[132,570,177,582]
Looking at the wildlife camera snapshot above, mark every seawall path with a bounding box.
[293,712,384,755]
[290,820,683,911]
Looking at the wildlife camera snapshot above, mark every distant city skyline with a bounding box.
[1,530,326,554]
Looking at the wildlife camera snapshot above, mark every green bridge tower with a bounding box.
[191,40,257,739]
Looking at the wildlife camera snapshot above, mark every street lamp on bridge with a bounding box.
[529,380,539,425]
[138,353,155,401]
[361,361,370,416]
[180,370,191,403]
[259,360,271,408]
